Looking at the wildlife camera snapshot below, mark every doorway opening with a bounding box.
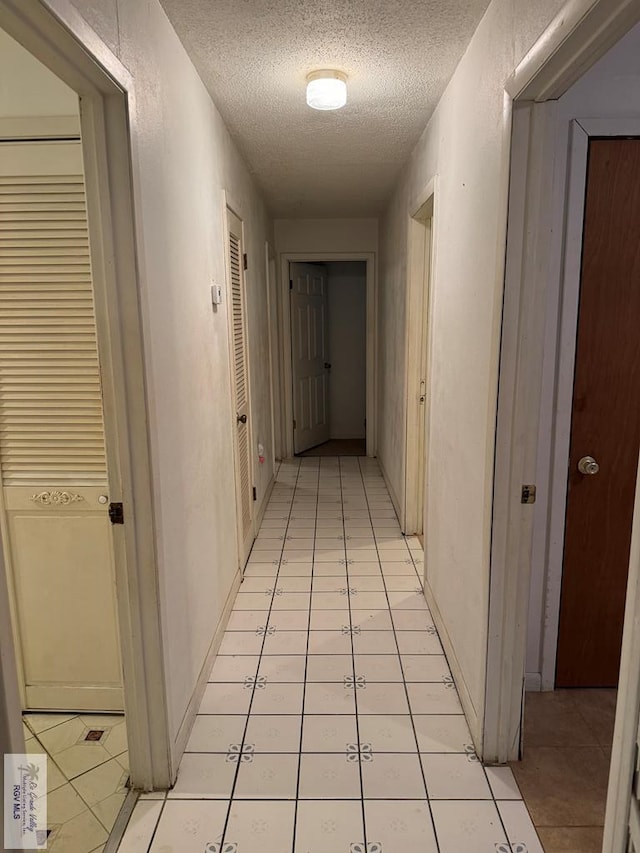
[292,260,366,457]
[487,13,640,850]
[0,24,131,847]
[283,256,374,458]
[0,0,171,841]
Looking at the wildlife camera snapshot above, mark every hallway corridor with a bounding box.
[117,457,541,852]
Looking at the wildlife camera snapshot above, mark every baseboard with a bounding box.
[525,672,542,692]
[172,567,242,774]
[423,577,482,753]
[377,454,403,527]
[255,474,275,531]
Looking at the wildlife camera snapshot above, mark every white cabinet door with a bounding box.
[0,141,122,711]
[290,262,330,454]
[226,209,254,566]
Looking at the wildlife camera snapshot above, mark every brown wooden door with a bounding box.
[556,138,640,688]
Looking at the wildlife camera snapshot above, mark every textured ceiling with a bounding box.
[159,0,492,217]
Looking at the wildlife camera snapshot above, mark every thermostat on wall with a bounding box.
[211,284,223,306]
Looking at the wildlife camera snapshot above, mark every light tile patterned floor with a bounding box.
[118,457,543,852]
[23,712,128,853]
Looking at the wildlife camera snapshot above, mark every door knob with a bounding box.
[324,362,332,369]
[578,455,599,475]
[237,413,247,424]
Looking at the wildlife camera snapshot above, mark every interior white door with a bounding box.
[0,140,122,711]
[290,262,330,454]
[226,209,254,566]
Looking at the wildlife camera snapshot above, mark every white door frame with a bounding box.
[484,0,640,764]
[0,0,171,789]
[403,182,436,534]
[279,252,376,458]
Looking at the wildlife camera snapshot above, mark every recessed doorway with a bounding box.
[289,260,368,457]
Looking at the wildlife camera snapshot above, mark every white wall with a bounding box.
[377,0,569,747]
[0,28,77,117]
[40,0,274,770]
[326,262,366,440]
[525,21,640,690]
[274,218,378,255]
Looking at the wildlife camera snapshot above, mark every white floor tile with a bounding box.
[430,800,508,852]
[497,800,544,852]
[406,683,464,714]
[305,654,352,682]
[199,682,253,714]
[357,714,417,753]
[353,654,403,682]
[257,655,307,682]
[224,800,295,850]
[307,630,353,655]
[209,654,260,682]
[186,714,247,753]
[249,682,304,714]
[421,753,492,799]
[298,752,361,799]
[401,654,451,682]
[309,609,350,630]
[169,753,236,798]
[352,631,398,654]
[364,799,438,851]
[149,800,227,851]
[357,682,410,715]
[361,752,426,799]
[304,682,357,714]
[116,800,162,853]
[302,714,358,752]
[294,800,364,851]
[485,765,523,800]
[218,631,264,655]
[350,609,393,631]
[261,629,308,655]
[413,714,474,753]
[244,713,302,752]
[267,609,310,630]
[270,592,311,610]
[234,753,299,798]
[226,610,268,631]
[396,630,443,655]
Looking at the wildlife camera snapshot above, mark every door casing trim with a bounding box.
[403,181,436,534]
[0,0,171,789]
[278,252,377,459]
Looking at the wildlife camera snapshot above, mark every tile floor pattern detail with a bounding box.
[118,457,543,852]
[23,712,128,853]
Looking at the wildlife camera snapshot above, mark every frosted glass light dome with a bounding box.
[306,70,347,111]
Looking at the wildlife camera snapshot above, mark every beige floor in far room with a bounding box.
[512,688,616,852]
[23,712,129,853]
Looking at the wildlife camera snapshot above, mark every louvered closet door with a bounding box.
[0,141,122,712]
[226,210,254,566]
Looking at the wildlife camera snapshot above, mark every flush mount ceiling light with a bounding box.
[306,69,347,111]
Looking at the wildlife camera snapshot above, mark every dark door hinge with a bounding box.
[293,418,296,429]
[252,486,257,501]
[108,502,124,524]
[243,253,248,270]
[290,279,293,290]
